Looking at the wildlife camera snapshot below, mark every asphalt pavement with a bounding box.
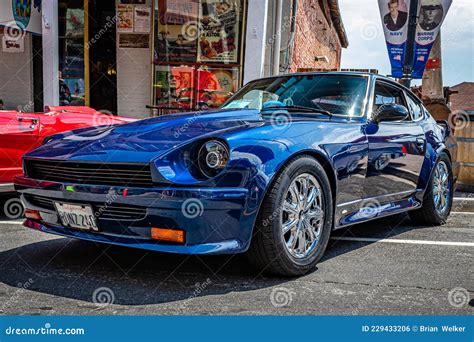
[0,202,472,315]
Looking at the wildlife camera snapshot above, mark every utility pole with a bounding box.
[400,0,419,87]
[422,33,444,101]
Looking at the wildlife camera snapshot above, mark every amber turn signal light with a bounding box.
[151,227,185,244]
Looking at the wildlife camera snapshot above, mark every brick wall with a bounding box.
[290,0,342,72]
[0,33,33,111]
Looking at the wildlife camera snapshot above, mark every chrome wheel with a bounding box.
[281,173,324,259]
[432,161,451,215]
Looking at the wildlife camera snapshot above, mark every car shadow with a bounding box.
[0,213,436,307]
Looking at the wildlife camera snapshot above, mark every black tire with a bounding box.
[246,156,333,277]
[409,153,453,225]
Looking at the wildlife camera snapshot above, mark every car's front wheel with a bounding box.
[247,156,333,276]
[409,153,453,225]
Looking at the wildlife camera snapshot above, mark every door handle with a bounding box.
[416,138,426,152]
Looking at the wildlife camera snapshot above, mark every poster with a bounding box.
[117,5,134,33]
[119,34,149,48]
[66,9,85,39]
[378,0,452,79]
[412,0,452,78]
[156,0,199,62]
[2,35,24,53]
[121,0,146,3]
[378,0,411,78]
[196,68,238,108]
[134,6,151,33]
[197,0,241,63]
[0,0,42,34]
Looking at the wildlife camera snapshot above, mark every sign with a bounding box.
[2,34,24,53]
[197,0,241,63]
[378,0,451,79]
[156,0,199,63]
[0,0,42,34]
[412,0,452,78]
[117,4,134,33]
[134,6,151,33]
[378,0,411,78]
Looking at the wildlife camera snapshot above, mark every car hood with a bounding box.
[26,109,268,163]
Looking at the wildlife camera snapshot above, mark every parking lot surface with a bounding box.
[0,208,472,315]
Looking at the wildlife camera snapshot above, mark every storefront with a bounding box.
[1,0,347,118]
[151,0,247,112]
[51,0,248,116]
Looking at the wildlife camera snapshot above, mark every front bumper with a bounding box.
[15,176,257,254]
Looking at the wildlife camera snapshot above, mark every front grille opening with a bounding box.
[25,194,147,222]
[24,159,153,187]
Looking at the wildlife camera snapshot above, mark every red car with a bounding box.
[0,106,134,218]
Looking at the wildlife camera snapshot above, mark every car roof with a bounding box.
[254,71,386,82]
[251,71,418,101]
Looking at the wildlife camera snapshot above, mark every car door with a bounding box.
[364,80,426,201]
[0,111,40,185]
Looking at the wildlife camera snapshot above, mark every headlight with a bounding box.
[196,140,229,178]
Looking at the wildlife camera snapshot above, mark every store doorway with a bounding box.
[88,0,117,114]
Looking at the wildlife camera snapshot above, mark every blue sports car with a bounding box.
[15,72,459,276]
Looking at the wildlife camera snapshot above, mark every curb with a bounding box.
[452,197,474,213]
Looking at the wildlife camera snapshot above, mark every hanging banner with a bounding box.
[378,0,411,78]
[0,0,42,34]
[411,0,452,78]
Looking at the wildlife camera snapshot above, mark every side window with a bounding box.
[373,82,408,120]
[405,93,423,121]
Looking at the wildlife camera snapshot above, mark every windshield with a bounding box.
[221,74,369,116]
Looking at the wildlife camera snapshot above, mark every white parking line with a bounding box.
[331,236,474,247]
[0,221,24,225]
[451,211,474,215]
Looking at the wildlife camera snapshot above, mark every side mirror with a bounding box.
[372,104,409,123]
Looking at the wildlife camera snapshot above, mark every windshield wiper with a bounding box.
[261,105,332,117]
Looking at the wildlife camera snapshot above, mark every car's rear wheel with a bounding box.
[409,153,453,225]
[246,156,333,276]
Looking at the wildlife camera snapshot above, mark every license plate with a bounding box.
[54,202,99,231]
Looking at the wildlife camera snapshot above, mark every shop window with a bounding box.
[153,0,246,113]
[59,0,86,106]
